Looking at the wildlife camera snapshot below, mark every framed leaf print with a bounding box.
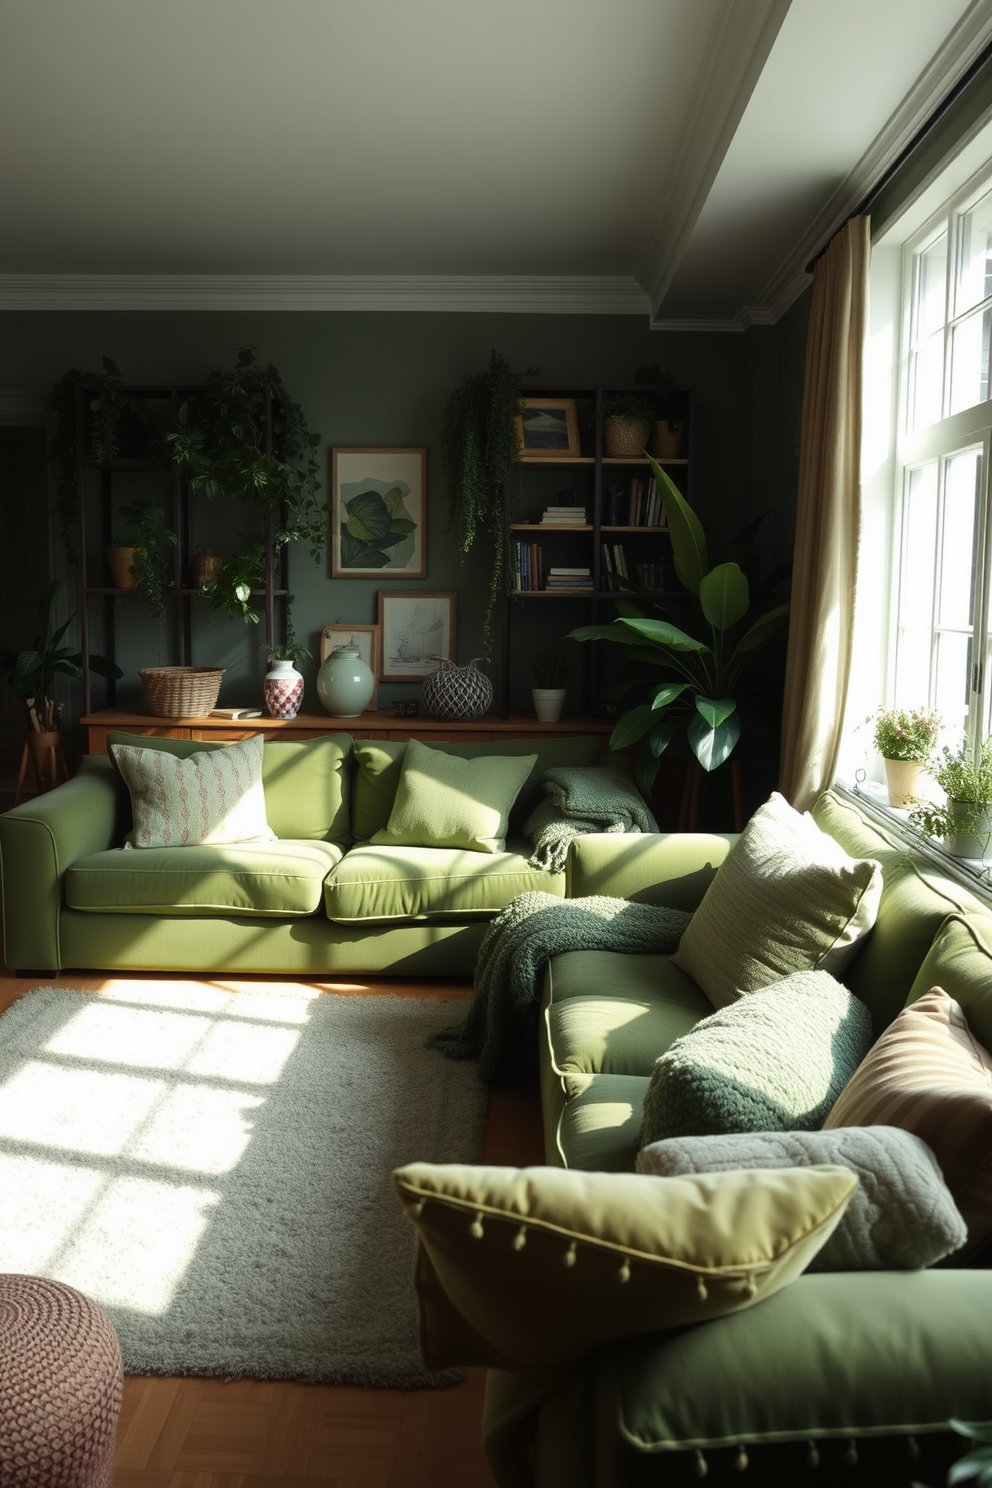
[331,447,427,578]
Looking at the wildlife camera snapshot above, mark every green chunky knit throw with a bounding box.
[429,892,692,1084]
[524,766,659,873]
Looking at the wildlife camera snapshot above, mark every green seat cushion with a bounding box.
[606,1269,992,1451]
[370,739,536,853]
[545,950,711,1076]
[351,734,603,842]
[324,840,563,921]
[106,730,353,844]
[66,839,343,916]
[556,1073,649,1170]
[640,970,873,1144]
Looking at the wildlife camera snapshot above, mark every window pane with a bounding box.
[917,231,948,336]
[938,447,980,628]
[955,187,992,317]
[910,333,944,428]
[899,463,938,621]
[933,629,972,739]
[949,308,991,413]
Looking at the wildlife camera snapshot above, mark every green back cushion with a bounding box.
[369,740,536,853]
[106,731,352,843]
[639,969,873,1145]
[351,734,603,842]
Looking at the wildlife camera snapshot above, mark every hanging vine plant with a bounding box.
[164,345,324,623]
[440,349,527,650]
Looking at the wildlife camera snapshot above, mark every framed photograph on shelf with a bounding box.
[515,397,580,458]
[378,591,456,681]
[319,623,380,711]
[330,447,427,578]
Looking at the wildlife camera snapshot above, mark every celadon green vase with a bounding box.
[317,643,374,718]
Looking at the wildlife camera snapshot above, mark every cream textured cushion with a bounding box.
[370,740,536,854]
[824,987,992,1259]
[638,969,873,1144]
[111,733,275,848]
[671,791,883,1009]
[637,1127,967,1270]
[393,1161,858,1369]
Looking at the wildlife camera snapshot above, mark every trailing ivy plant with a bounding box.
[112,497,178,621]
[164,345,324,624]
[441,349,526,650]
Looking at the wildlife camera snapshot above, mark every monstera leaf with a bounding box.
[340,486,418,568]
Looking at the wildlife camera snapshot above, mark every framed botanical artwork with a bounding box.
[515,397,580,458]
[378,591,457,682]
[319,623,380,710]
[331,446,427,578]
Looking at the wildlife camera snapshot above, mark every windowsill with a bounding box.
[834,777,992,908]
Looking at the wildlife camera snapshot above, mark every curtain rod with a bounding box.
[805,37,992,274]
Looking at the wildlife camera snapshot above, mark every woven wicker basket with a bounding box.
[138,666,225,718]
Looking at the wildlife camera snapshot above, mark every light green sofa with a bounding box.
[0,730,606,976]
[480,786,992,1487]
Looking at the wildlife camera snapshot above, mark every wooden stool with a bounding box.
[14,731,70,804]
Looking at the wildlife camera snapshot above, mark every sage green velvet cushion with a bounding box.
[324,840,562,921]
[67,838,343,916]
[672,791,883,1010]
[106,730,353,843]
[370,740,536,853]
[393,1161,857,1370]
[640,970,873,1145]
[351,733,603,842]
[111,732,275,847]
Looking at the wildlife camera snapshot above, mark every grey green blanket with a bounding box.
[429,892,692,1084]
[524,766,659,873]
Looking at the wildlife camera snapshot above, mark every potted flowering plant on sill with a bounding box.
[871,706,942,807]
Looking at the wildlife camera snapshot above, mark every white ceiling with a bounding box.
[1,0,991,327]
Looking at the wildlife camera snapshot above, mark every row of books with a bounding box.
[512,540,543,591]
[603,478,667,528]
[601,545,673,591]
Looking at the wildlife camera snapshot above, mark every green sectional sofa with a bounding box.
[452,787,992,1486]
[0,730,608,976]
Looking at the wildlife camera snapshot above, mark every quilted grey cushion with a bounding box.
[639,969,873,1145]
[636,1126,967,1270]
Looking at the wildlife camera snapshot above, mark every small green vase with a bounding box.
[317,644,374,718]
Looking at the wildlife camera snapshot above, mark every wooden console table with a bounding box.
[80,708,616,754]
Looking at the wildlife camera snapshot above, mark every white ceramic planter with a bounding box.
[882,757,924,808]
[532,687,565,723]
[944,800,992,860]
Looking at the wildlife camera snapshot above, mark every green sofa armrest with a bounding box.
[565,831,736,912]
[0,755,124,971]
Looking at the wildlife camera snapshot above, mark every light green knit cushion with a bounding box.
[639,970,873,1146]
[671,791,883,1010]
[111,732,275,848]
[370,740,537,853]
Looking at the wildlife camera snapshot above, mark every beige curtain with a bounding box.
[779,214,870,811]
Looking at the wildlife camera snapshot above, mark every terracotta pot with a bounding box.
[651,419,685,459]
[107,546,140,589]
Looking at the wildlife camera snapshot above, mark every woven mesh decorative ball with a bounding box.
[421,656,493,720]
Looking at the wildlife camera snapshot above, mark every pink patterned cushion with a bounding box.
[111,732,276,848]
[0,1274,123,1488]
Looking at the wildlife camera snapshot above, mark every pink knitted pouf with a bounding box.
[0,1275,123,1488]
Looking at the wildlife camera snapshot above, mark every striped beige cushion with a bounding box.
[824,987,992,1259]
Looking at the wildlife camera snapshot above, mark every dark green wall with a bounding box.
[0,304,808,726]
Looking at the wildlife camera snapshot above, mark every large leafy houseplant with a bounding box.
[0,578,122,732]
[570,456,790,793]
[441,349,524,650]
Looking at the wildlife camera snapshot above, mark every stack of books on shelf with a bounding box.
[540,504,587,524]
[545,566,593,591]
[603,478,667,527]
[513,540,544,591]
[600,544,630,589]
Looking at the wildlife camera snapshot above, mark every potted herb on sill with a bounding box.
[910,738,992,860]
[529,647,568,722]
[871,705,942,807]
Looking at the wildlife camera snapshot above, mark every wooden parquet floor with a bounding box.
[0,969,545,1488]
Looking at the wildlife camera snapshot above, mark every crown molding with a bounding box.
[759,0,992,319]
[0,273,652,315]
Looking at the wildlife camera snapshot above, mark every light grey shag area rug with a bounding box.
[0,984,487,1387]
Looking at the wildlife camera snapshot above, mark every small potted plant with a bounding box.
[108,498,177,620]
[871,705,942,807]
[602,393,656,458]
[909,737,992,860]
[529,647,568,722]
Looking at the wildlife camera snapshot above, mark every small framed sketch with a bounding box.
[515,397,580,458]
[378,591,457,681]
[331,447,427,578]
[319,623,380,710]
